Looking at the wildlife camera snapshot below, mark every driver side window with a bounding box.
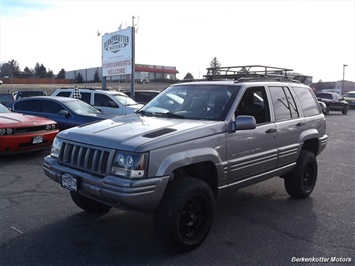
[235,87,270,124]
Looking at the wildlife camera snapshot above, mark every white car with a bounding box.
[51,88,143,115]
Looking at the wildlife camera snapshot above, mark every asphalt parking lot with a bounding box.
[0,111,354,265]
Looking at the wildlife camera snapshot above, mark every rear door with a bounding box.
[268,85,304,166]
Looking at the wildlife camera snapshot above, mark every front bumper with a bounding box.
[43,155,170,212]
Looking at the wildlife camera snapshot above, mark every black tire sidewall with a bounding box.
[154,177,215,251]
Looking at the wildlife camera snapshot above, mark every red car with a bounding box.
[0,103,58,155]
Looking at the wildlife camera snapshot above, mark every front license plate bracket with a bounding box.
[61,173,77,191]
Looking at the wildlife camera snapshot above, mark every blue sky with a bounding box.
[1,0,354,82]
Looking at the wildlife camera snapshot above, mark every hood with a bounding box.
[58,114,225,152]
[0,113,55,127]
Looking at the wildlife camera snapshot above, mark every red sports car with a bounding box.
[0,103,58,155]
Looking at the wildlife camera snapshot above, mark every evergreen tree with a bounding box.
[76,72,84,83]
[93,70,100,82]
[208,57,221,76]
[183,72,194,80]
[57,68,66,79]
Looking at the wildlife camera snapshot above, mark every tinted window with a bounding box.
[293,87,320,117]
[14,99,42,112]
[94,94,117,107]
[56,91,71,97]
[80,92,91,104]
[43,101,65,114]
[269,86,299,121]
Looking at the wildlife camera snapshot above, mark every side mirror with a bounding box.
[233,115,257,131]
[58,110,70,117]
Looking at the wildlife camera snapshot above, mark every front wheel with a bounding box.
[284,151,318,198]
[342,105,349,115]
[153,176,215,252]
[70,191,111,213]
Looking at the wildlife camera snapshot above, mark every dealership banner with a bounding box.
[102,28,132,77]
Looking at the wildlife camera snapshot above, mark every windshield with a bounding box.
[66,100,102,115]
[0,103,10,113]
[112,93,139,106]
[140,84,240,120]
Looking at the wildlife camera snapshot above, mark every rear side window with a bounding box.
[14,100,42,112]
[56,91,71,97]
[269,86,299,122]
[292,86,320,117]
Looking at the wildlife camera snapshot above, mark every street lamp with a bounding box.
[342,64,348,94]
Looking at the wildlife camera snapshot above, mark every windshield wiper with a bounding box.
[153,112,185,119]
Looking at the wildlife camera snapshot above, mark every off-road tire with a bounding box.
[342,106,349,115]
[284,150,318,198]
[70,191,111,213]
[153,176,215,252]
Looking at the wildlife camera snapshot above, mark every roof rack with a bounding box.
[204,65,300,83]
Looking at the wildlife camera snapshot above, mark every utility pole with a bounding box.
[342,64,348,94]
[130,16,136,100]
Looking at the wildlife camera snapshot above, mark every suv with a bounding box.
[51,88,143,115]
[315,92,349,114]
[43,66,327,251]
[13,90,47,100]
[343,91,355,108]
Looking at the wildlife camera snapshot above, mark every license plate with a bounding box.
[33,136,43,144]
[61,173,77,191]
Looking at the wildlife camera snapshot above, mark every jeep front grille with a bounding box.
[59,142,114,176]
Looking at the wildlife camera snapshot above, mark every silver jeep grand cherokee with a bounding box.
[43,65,327,251]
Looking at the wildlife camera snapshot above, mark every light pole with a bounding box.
[342,64,348,94]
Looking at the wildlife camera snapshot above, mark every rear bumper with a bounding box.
[43,155,170,212]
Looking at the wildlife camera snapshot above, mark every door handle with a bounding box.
[266,128,276,133]
[297,122,305,126]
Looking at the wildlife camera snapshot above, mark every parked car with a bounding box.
[121,90,160,104]
[0,93,15,105]
[343,91,355,109]
[318,100,329,115]
[51,88,143,115]
[43,65,327,251]
[13,90,47,100]
[0,103,58,155]
[315,92,349,115]
[7,96,116,131]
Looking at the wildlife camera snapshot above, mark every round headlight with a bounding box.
[117,154,125,166]
[46,125,51,130]
[0,128,5,135]
[6,128,13,134]
[126,155,133,167]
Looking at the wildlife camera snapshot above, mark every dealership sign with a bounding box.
[102,28,132,77]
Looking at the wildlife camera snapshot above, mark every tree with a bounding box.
[0,63,14,77]
[183,72,194,80]
[93,70,100,82]
[208,57,221,76]
[8,59,21,77]
[57,68,66,79]
[76,72,84,83]
[47,70,54,78]
[34,63,48,78]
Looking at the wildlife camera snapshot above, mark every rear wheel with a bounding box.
[284,151,317,198]
[70,191,111,213]
[154,176,215,252]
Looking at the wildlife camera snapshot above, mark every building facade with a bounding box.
[66,64,179,83]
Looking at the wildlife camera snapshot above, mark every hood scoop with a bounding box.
[143,128,177,138]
